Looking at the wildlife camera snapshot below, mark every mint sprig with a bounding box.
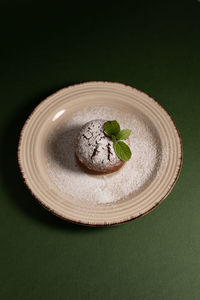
[104,120,132,162]
[104,120,120,137]
[116,129,131,140]
[114,141,132,162]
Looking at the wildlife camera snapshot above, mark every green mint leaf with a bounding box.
[111,135,117,143]
[104,120,120,137]
[116,129,131,140]
[113,141,132,162]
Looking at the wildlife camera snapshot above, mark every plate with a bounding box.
[18,82,182,226]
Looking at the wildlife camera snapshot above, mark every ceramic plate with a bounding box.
[18,82,182,226]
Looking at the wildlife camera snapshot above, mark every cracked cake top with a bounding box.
[75,119,122,172]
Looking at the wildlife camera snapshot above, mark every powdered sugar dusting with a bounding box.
[46,106,166,204]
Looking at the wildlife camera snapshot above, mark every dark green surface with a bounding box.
[0,1,200,299]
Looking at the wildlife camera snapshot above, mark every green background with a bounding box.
[0,1,200,299]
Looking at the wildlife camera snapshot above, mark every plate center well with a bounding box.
[45,105,163,205]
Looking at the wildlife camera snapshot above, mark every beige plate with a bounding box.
[18,82,182,226]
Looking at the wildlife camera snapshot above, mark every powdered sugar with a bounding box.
[46,106,164,204]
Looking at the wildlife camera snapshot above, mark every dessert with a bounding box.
[75,119,131,174]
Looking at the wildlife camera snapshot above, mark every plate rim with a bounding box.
[18,81,183,226]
